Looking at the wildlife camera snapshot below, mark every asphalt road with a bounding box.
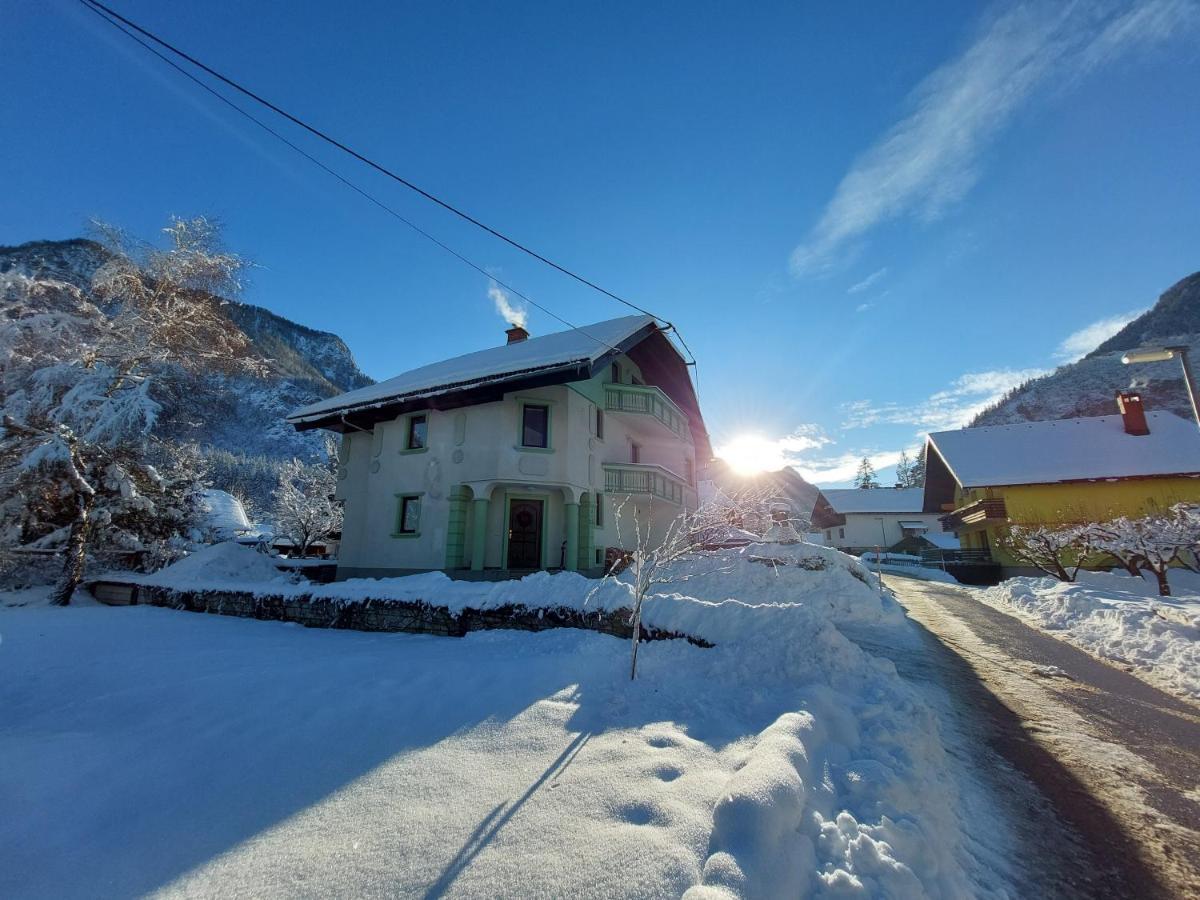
[870,574,1200,899]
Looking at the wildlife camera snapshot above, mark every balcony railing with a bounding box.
[940,498,1008,532]
[603,463,687,505]
[604,384,688,439]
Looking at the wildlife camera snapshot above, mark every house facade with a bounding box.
[924,393,1200,575]
[287,316,709,579]
[819,487,945,554]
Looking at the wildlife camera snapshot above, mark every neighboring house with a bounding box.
[924,393,1200,575]
[820,487,945,554]
[286,316,709,579]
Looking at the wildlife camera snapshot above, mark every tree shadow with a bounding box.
[421,731,592,899]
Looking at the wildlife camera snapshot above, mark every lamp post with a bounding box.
[1121,345,1200,430]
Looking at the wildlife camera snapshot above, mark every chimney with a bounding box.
[506,324,529,345]
[1116,391,1150,435]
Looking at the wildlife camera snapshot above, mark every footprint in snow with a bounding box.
[654,765,684,782]
[617,802,665,826]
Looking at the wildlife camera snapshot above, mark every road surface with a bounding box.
[863,574,1200,898]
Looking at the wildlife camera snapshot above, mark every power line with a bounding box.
[76,0,698,370]
[80,1,625,356]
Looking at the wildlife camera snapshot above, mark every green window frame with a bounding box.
[595,492,604,528]
[392,493,423,537]
[406,414,427,450]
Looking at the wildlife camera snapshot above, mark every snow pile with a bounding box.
[978,573,1200,702]
[6,542,996,897]
[137,541,295,590]
[859,552,959,584]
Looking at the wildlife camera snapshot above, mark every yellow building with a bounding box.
[923,394,1200,574]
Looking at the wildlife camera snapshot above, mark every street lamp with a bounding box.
[1121,345,1200,430]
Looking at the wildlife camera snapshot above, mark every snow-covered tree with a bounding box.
[1087,505,1200,597]
[270,456,341,557]
[0,217,262,602]
[853,457,879,489]
[995,523,1092,582]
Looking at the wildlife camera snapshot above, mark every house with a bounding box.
[286,316,709,579]
[923,392,1200,575]
[820,487,946,554]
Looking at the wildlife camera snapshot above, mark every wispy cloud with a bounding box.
[843,367,1047,432]
[847,267,888,294]
[488,279,527,328]
[1054,309,1146,361]
[792,449,905,486]
[855,302,874,313]
[791,0,1196,275]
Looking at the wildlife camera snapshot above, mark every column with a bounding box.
[564,501,579,571]
[444,486,469,569]
[470,497,489,571]
[578,494,595,571]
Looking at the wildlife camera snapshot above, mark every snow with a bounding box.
[288,315,655,423]
[134,540,296,589]
[2,542,1010,898]
[929,411,1200,487]
[200,488,253,537]
[821,487,926,514]
[976,571,1200,703]
[922,532,961,551]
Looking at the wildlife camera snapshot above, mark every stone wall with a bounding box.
[103,582,712,647]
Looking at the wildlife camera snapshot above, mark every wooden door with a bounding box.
[507,499,543,569]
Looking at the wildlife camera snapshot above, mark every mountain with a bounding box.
[0,237,372,504]
[972,272,1200,427]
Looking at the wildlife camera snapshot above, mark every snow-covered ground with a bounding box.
[3,543,1015,898]
[976,570,1200,704]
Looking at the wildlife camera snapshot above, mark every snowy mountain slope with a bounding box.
[972,271,1200,426]
[0,237,372,495]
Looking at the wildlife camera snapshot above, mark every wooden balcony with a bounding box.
[604,383,688,440]
[603,463,687,505]
[940,498,1008,533]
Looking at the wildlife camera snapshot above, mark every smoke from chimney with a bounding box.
[489,279,527,330]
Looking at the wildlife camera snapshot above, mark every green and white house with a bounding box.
[287,315,710,579]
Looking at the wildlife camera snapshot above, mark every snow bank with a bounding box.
[977,573,1200,703]
[135,541,297,590]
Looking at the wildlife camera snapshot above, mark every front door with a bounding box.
[507,499,543,569]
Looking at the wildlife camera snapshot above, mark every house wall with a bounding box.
[823,512,945,552]
[953,476,1200,568]
[334,353,699,579]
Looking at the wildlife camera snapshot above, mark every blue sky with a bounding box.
[4,0,1199,484]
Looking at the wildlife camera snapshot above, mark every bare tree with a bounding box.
[995,523,1091,582]
[590,486,776,679]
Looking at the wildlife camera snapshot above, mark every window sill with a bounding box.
[398,447,429,455]
[391,532,421,539]
[513,445,555,454]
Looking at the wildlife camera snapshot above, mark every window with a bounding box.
[611,363,620,384]
[595,408,604,439]
[595,493,604,528]
[630,443,641,464]
[521,404,550,448]
[825,529,832,540]
[838,527,845,539]
[406,415,427,450]
[684,458,694,485]
[595,548,603,566]
[395,495,421,535]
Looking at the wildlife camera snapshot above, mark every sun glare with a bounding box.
[715,434,784,476]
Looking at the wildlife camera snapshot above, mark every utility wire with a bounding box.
[77,0,698,372]
[80,1,624,357]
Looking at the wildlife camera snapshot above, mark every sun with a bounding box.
[714,434,785,476]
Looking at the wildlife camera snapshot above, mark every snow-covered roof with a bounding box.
[201,489,252,536]
[822,487,927,514]
[922,532,960,550]
[288,315,656,424]
[928,411,1200,487]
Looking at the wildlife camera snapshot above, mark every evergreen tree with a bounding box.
[908,445,927,488]
[853,457,879,489]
